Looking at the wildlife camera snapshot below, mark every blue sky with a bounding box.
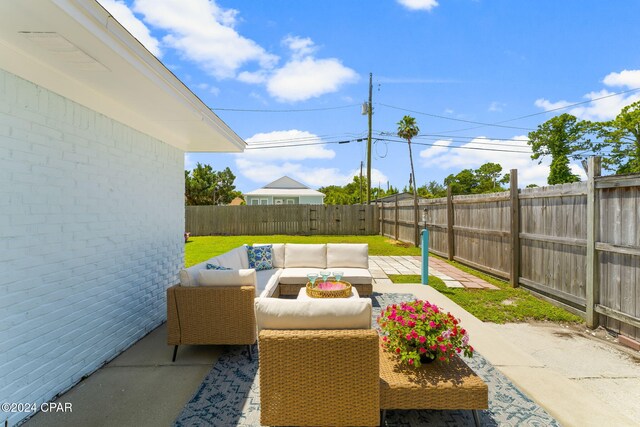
[99,0,640,192]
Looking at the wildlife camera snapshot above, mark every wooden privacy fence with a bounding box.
[186,204,379,236]
[379,161,640,344]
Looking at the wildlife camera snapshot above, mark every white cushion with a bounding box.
[255,268,282,295]
[179,257,217,287]
[254,243,285,268]
[254,298,372,332]
[278,268,324,284]
[326,244,369,269]
[284,244,326,268]
[278,267,372,285]
[197,269,256,287]
[214,246,249,269]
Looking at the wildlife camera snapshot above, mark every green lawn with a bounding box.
[185,234,420,267]
[388,273,583,324]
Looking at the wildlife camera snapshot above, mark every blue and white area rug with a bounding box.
[174,293,559,427]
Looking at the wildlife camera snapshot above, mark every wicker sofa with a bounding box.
[168,243,372,361]
[255,297,380,427]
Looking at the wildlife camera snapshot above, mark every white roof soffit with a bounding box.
[0,0,245,152]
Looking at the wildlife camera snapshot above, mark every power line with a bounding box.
[245,138,364,150]
[376,103,535,131]
[498,86,640,123]
[434,86,640,134]
[378,137,531,154]
[244,135,532,155]
[211,104,359,113]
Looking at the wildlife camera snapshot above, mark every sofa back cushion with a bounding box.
[284,243,326,268]
[254,298,372,332]
[254,243,285,268]
[326,243,369,269]
[198,269,256,287]
[213,246,249,270]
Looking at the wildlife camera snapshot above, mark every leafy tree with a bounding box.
[444,169,477,194]
[527,113,585,184]
[425,180,447,198]
[591,100,640,174]
[443,163,510,195]
[475,162,510,193]
[397,116,420,198]
[185,163,242,205]
[320,177,400,205]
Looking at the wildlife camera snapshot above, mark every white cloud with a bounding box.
[109,1,356,102]
[98,0,161,57]
[417,136,566,186]
[243,130,335,161]
[534,98,572,111]
[133,0,278,79]
[267,56,359,102]
[397,0,439,11]
[283,35,317,59]
[534,69,640,121]
[488,101,506,112]
[602,69,640,88]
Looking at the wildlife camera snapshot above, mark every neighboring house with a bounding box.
[372,192,416,203]
[244,176,325,205]
[0,2,244,425]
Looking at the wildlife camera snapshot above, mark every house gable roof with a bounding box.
[263,176,310,190]
[244,176,325,197]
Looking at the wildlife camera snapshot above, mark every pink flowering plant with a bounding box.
[377,299,474,367]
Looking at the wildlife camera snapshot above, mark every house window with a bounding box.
[286,199,295,204]
[251,199,259,205]
[260,198,268,205]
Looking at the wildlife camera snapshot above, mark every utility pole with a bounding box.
[366,72,373,204]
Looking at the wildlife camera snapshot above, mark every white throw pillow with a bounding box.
[326,244,369,269]
[179,256,219,286]
[254,298,372,332]
[197,269,256,287]
[284,243,327,268]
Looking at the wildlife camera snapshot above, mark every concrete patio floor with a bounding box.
[21,274,639,426]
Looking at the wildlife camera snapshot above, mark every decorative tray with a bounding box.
[305,280,352,298]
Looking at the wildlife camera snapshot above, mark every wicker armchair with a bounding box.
[166,285,256,361]
[259,328,380,427]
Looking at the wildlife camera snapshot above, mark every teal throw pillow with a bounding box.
[247,245,273,271]
[206,264,232,270]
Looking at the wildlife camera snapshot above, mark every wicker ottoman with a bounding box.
[379,340,488,426]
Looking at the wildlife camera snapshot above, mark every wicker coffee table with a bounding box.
[379,338,488,426]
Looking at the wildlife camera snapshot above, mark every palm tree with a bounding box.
[397,115,420,199]
[397,115,421,246]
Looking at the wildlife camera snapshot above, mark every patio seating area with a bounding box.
[22,256,638,427]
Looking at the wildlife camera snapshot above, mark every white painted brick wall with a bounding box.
[0,69,184,426]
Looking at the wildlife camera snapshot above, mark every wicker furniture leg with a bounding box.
[172,345,178,362]
[472,409,481,426]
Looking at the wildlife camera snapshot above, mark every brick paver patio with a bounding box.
[369,256,498,290]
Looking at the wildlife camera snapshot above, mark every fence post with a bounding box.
[446,186,455,261]
[586,156,602,329]
[394,193,399,241]
[413,194,420,247]
[379,202,383,236]
[510,169,520,288]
